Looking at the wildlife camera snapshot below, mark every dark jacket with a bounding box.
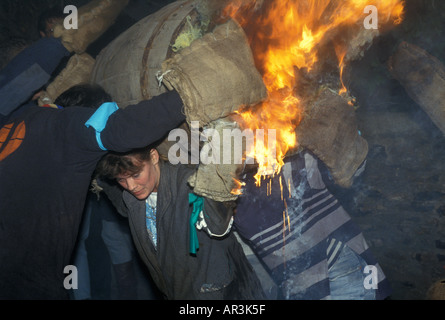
[100,161,265,300]
[0,91,185,299]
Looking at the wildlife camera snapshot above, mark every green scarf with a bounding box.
[188,193,204,254]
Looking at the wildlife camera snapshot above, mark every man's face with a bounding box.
[40,18,62,38]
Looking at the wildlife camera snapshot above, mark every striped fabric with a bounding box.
[235,151,391,300]
[327,238,346,270]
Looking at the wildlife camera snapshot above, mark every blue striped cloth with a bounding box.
[235,151,391,300]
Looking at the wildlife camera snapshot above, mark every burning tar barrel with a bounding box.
[90,0,267,201]
[90,0,226,161]
[90,0,223,106]
[90,0,214,163]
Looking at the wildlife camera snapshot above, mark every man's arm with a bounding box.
[91,90,186,153]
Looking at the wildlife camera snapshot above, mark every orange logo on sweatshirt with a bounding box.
[0,121,26,161]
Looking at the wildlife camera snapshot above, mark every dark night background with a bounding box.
[1,0,444,300]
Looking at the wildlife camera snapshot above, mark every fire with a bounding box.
[231,178,246,196]
[336,46,348,95]
[223,0,404,186]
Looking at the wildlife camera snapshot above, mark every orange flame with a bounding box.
[231,178,246,196]
[336,46,348,95]
[224,0,404,186]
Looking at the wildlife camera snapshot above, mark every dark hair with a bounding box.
[55,83,112,109]
[96,148,154,180]
[38,6,64,36]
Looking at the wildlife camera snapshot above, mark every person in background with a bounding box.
[0,0,127,125]
[38,5,64,39]
[35,5,74,103]
[234,150,392,300]
[95,146,266,300]
[0,5,63,71]
[54,84,159,300]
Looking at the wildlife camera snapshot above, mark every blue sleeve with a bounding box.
[0,37,70,116]
[85,102,119,151]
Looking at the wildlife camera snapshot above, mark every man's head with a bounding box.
[97,148,161,200]
[55,84,112,109]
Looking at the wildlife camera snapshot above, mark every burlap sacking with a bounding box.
[38,53,96,106]
[160,18,268,127]
[427,279,445,300]
[54,0,129,53]
[296,89,368,188]
[156,122,194,162]
[188,117,244,202]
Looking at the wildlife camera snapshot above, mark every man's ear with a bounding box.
[150,149,160,165]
